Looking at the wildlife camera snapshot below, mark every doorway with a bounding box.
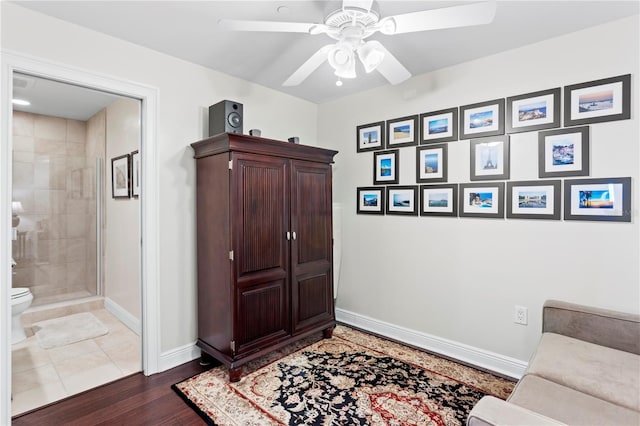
[1,51,160,424]
[10,73,141,415]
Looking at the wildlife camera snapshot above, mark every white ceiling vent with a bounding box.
[13,74,36,90]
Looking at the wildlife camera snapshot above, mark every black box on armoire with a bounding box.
[208,100,243,136]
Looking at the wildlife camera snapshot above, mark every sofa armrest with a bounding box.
[467,396,566,426]
[543,300,640,355]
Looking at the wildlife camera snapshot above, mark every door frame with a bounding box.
[0,50,161,424]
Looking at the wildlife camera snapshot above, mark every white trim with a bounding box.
[0,49,161,425]
[105,297,141,336]
[159,342,201,373]
[336,307,527,379]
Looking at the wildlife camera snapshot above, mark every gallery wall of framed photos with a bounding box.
[356,74,632,223]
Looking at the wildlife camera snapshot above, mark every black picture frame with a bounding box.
[416,144,447,183]
[506,180,561,220]
[387,115,419,148]
[564,74,631,127]
[131,150,140,198]
[564,177,631,222]
[420,184,458,217]
[419,107,458,143]
[356,187,385,215]
[538,126,589,178]
[111,154,130,199]
[470,135,510,181]
[357,121,385,152]
[506,87,561,133]
[459,98,505,139]
[386,185,419,216]
[459,182,505,219]
[373,149,399,185]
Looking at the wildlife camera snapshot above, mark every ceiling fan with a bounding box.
[219,0,497,86]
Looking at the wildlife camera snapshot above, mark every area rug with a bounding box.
[173,325,515,425]
[32,312,109,349]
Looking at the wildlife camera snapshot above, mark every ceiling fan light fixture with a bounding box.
[328,43,357,79]
[357,41,385,73]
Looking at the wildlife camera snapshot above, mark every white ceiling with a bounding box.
[9,0,640,114]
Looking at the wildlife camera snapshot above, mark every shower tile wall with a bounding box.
[12,111,103,305]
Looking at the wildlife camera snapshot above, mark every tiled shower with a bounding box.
[12,109,105,306]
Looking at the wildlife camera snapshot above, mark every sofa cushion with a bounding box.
[509,374,640,426]
[527,333,640,411]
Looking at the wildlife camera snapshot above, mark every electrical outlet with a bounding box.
[514,305,528,325]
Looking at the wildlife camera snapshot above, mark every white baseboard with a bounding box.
[336,307,527,379]
[104,297,141,336]
[159,342,201,373]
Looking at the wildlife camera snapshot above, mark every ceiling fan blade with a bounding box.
[368,41,411,85]
[283,45,333,86]
[342,0,374,12]
[380,1,497,35]
[218,19,328,34]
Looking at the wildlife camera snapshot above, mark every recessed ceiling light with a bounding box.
[12,99,30,106]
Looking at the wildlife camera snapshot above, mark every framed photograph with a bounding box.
[470,135,510,181]
[111,154,130,199]
[420,184,458,217]
[420,107,458,143]
[387,115,418,148]
[564,177,631,222]
[538,126,589,178]
[386,186,418,216]
[373,150,399,185]
[131,150,140,198]
[564,74,631,126]
[506,88,561,133]
[416,144,447,183]
[459,98,505,139]
[459,182,505,218]
[357,187,385,215]
[507,180,561,220]
[357,121,385,152]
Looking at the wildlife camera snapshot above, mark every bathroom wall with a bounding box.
[104,98,141,323]
[12,111,98,305]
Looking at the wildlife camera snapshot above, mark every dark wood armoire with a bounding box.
[190,132,338,382]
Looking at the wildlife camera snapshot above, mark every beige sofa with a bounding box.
[467,300,640,425]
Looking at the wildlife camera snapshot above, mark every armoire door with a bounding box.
[289,160,334,334]
[232,153,291,353]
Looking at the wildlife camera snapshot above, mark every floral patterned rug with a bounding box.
[172,325,514,425]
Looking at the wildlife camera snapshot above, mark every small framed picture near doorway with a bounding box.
[111,154,130,199]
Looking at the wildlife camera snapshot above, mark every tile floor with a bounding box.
[11,308,141,416]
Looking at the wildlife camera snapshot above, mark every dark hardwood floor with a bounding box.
[12,359,212,425]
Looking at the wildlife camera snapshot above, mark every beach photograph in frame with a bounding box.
[416,144,447,183]
[506,88,561,133]
[420,184,458,217]
[538,126,589,178]
[459,182,505,218]
[387,115,418,148]
[507,180,561,220]
[373,149,399,185]
[564,177,631,222]
[460,98,505,139]
[564,74,630,126]
[420,107,458,143]
[386,185,418,216]
[470,135,510,181]
[357,121,385,152]
[357,187,385,215]
[111,154,130,199]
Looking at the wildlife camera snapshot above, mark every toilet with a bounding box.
[11,287,33,344]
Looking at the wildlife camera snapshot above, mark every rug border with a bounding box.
[171,382,217,426]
